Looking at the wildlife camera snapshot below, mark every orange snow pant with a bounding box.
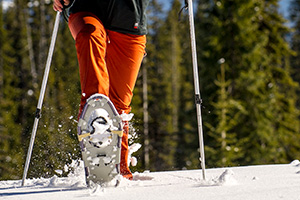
[68,12,146,180]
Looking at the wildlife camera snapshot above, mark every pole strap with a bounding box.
[35,108,42,119]
[195,94,202,105]
[78,130,123,142]
[178,0,188,21]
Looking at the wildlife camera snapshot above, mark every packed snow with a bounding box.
[1,160,300,200]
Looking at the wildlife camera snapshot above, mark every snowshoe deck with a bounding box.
[77,94,122,186]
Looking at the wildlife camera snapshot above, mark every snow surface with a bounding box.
[1,160,300,200]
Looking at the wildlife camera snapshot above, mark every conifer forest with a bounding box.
[0,0,300,180]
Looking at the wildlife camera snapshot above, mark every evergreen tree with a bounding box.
[196,0,300,167]
[0,0,29,180]
[290,0,300,109]
[146,0,199,171]
[155,0,182,170]
[175,3,201,170]
[0,0,22,180]
[205,58,246,167]
[142,0,169,171]
[239,0,300,164]
[195,0,254,167]
[135,0,164,171]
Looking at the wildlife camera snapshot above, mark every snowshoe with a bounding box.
[77,94,123,186]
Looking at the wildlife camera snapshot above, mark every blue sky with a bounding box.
[279,0,291,17]
[159,0,292,18]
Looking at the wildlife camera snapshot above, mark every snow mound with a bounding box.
[290,160,300,165]
[213,169,238,186]
[192,169,238,187]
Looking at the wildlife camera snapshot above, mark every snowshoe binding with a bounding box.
[77,94,123,186]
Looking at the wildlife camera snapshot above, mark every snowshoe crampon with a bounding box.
[77,94,123,186]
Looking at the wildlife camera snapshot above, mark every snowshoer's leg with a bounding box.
[120,121,132,180]
[105,31,146,179]
[105,30,146,114]
[68,12,109,116]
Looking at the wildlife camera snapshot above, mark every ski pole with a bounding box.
[21,11,61,186]
[187,0,206,180]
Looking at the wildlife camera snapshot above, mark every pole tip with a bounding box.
[21,179,25,187]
